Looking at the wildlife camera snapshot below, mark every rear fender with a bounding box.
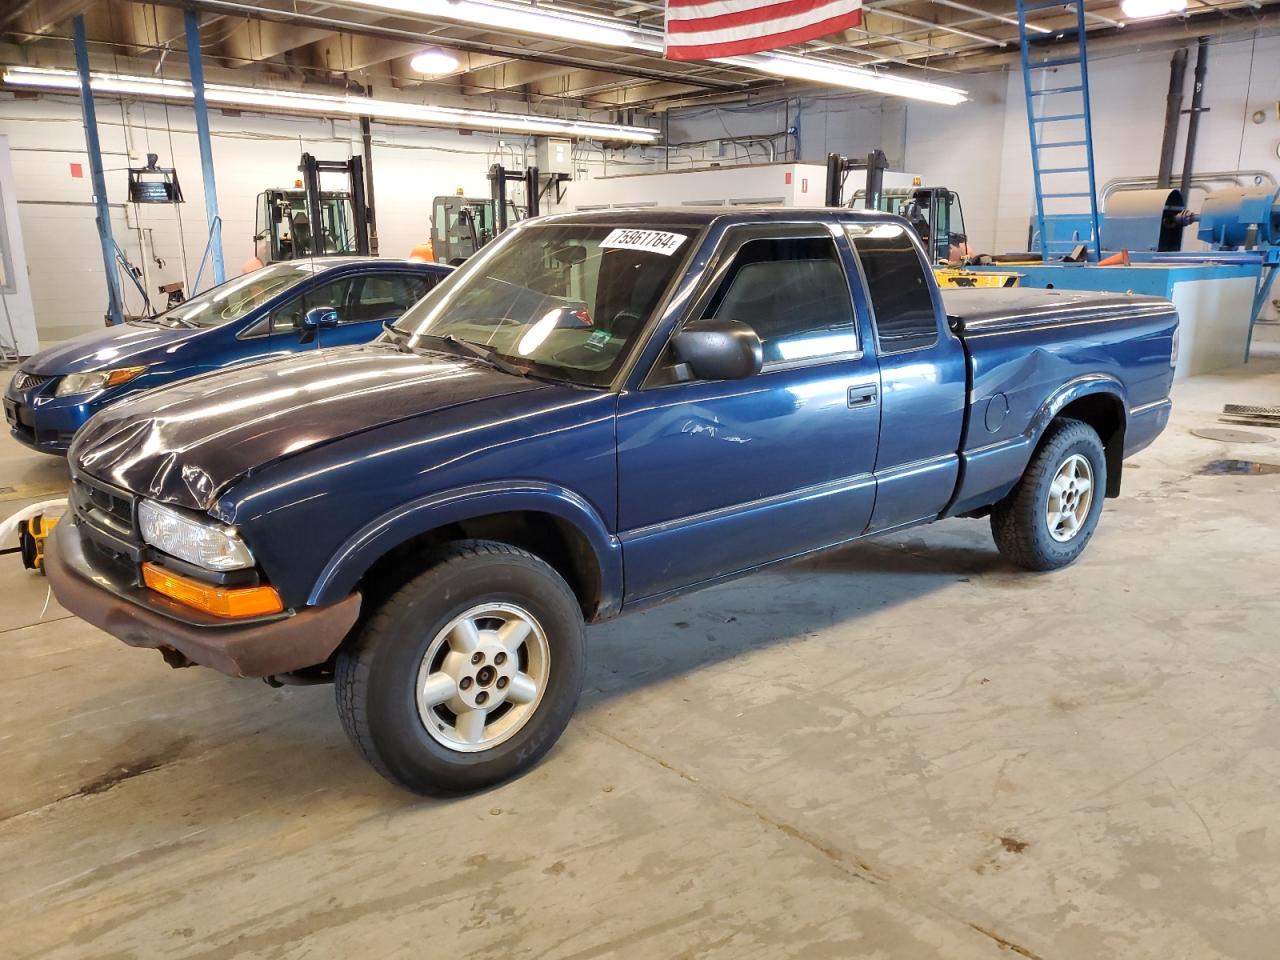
[307,481,623,616]
[1028,375,1128,495]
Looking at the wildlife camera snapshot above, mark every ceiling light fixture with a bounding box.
[1118,0,1186,18]
[342,0,661,50]
[332,0,967,104]
[409,47,461,74]
[1,66,660,142]
[724,53,968,105]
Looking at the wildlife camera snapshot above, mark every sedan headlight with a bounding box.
[138,500,255,571]
[55,366,147,397]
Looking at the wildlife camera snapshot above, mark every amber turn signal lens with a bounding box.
[105,366,146,387]
[142,563,284,619]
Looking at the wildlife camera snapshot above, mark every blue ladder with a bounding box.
[1016,0,1102,261]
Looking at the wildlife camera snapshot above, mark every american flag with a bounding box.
[664,0,864,61]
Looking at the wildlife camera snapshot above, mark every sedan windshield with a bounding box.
[147,261,322,329]
[392,223,696,387]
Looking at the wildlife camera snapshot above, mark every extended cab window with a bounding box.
[847,223,939,354]
[702,235,857,366]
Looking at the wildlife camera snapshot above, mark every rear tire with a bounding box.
[991,418,1107,571]
[335,540,586,794]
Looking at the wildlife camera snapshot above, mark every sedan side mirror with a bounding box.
[302,306,340,330]
[672,318,763,381]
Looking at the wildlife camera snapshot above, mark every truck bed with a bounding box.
[939,286,1179,518]
[942,287,1175,335]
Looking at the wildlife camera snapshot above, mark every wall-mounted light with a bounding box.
[409,48,461,75]
[0,66,661,142]
[1119,0,1187,19]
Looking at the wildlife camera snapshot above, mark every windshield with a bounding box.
[152,261,322,328]
[393,223,696,387]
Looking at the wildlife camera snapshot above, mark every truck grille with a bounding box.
[11,371,54,392]
[70,469,139,545]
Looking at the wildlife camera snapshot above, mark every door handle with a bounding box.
[847,383,878,408]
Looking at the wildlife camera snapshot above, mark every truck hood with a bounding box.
[24,322,207,375]
[71,343,545,510]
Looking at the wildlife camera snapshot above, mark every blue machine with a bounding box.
[1002,185,1280,362]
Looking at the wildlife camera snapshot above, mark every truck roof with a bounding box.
[534,206,906,229]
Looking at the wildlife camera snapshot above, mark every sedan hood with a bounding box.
[72,344,545,510]
[24,322,206,375]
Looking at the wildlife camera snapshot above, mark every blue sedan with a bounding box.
[4,257,451,455]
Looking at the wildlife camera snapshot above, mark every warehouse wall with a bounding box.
[665,27,1280,261]
[0,92,613,347]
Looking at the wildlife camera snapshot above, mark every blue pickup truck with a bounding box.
[45,209,1177,794]
[4,258,449,454]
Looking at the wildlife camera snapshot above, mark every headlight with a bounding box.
[138,500,255,571]
[55,366,147,397]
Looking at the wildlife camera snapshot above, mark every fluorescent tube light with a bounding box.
[1119,0,1186,18]
[338,0,662,51]
[1,66,660,142]
[331,0,967,104]
[722,53,968,105]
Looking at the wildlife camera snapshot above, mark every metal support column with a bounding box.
[185,9,225,286]
[73,15,124,325]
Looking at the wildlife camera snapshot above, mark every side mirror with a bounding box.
[302,306,340,330]
[672,318,763,381]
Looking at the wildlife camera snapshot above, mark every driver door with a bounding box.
[258,275,354,353]
[615,225,882,605]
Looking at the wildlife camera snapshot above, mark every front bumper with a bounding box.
[3,386,91,455]
[45,520,362,678]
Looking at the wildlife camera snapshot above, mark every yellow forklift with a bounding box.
[251,153,371,266]
[825,153,1017,288]
[427,195,521,265]
[850,183,1018,288]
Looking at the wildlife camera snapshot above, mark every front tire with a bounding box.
[335,540,586,794]
[991,418,1107,571]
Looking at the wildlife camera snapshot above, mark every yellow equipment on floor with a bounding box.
[19,513,59,573]
[934,267,1021,289]
[2,512,60,574]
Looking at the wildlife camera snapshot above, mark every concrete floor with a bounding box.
[2,355,1279,960]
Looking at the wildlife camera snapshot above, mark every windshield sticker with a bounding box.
[599,229,686,256]
[584,329,612,352]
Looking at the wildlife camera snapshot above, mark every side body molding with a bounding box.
[307,481,624,615]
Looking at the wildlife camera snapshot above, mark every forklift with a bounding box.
[428,195,521,265]
[252,153,371,266]
[825,152,1018,287]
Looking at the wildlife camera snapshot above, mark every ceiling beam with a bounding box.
[460,59,571,95]
[142,0,753,91]
[216,19,333,66]
[8,0,95,42]
[305,34,423,73]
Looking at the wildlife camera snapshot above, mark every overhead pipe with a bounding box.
[1156,47,1187,189]
[1178,37,1209,201]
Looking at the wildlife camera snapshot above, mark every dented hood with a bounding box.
[71,343,544,510]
